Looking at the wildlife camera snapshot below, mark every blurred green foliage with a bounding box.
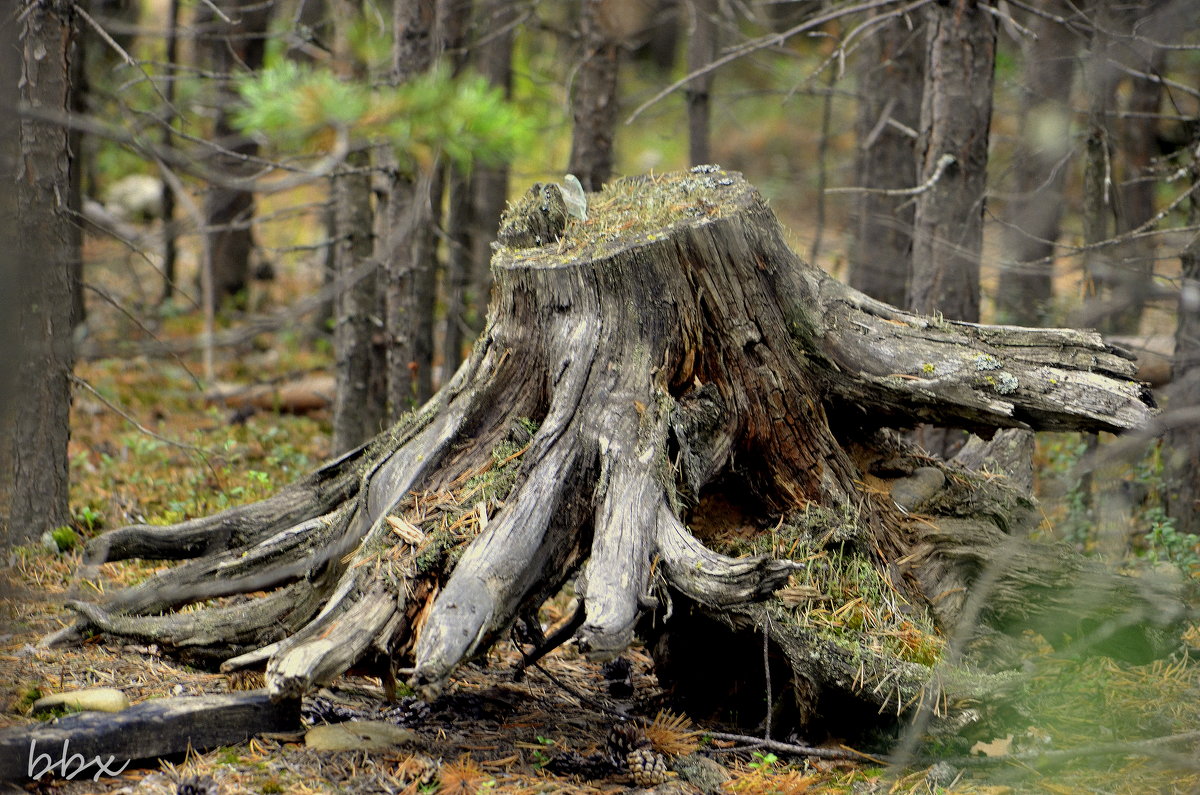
[233,62,536,173]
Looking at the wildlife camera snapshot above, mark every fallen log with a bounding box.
[0,691,299,782]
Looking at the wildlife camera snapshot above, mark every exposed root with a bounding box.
[656,506,798,606]
[63,580,323,660]
[81,433,371,565]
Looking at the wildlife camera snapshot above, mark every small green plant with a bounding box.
[748,751,778,771]
[73,505,103,533]
[1143,507,1200,572]
[530,749,550,769]
[46,526,79,552]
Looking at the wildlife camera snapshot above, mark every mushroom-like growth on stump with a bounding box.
[50,169,1184,735]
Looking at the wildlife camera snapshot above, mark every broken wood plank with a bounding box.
[0,691,299,782]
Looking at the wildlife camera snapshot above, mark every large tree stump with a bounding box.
[48,169,1185,736]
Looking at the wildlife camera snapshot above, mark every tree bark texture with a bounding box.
[685,0,719,167]
[467,0,516,337]
[56,170,1174,735]
[0,4,24,542]
[848,9,923,308]
[197,0,271,307]
[909,0,995,323]
[1078,3,1121,332]
[568,0,621,191]
[1,0,78,546]
[378,0,439,419]
[331,151,385,452]
[1111,46,1165,334]
[1164,233,1200,535]
[444,164,474,377]
[995,4,1078,327]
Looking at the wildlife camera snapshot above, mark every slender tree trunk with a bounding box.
[432,0,471,388]
[848,11,922,308]
[412,168,443,402]
[569,0,622,190]
[1164,232,1200,535]
[160,0,180,303]
[909,0,995,458]
[685,0,718,166]
[380,0,438,415]
[909,0,994,322]
[444,165,473,376]
[1078,4,1121,332]
[329,0,384,452]
[197,0,272,308]
[995,4,1077,327]
[331,151,384,452]
[1112,48,1166,334]
[467,0,515,336]
[1,0,78,545]
[0,4,23,543]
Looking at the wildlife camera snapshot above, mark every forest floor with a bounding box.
[3,226,1200,794]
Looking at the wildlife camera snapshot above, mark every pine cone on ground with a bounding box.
[600,656,634,698]
[626,746,670,787]
[176,775,219,795]
[606,721,649,763]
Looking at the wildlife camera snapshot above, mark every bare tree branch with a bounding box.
[626,0,927,124]
[827,153,956,197]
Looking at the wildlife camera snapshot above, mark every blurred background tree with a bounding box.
[9,0,1199,586]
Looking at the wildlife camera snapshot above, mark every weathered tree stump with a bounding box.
[48,169,1186,736]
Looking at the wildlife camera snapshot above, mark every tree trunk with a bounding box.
[995,3,1077,327]
[327,0,384,453]
[378,0,438,417]
[444,164,473,377]
[569,0,622,190]
[55,170,1177,736]
[1,0,78,546]
[909,0,994,323]
[436,0,473,381]
[331,150,385,452]
[1111,46,1166,334]
[467,0,516,338]
[160,0,181,303]
[848,9,923,308]
[909,0,995,457]
[685,0,718,166]
[0,3,25,543]
[1164,232,1200,535]
[197,0,272,307]
[1078,4,1121,332]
